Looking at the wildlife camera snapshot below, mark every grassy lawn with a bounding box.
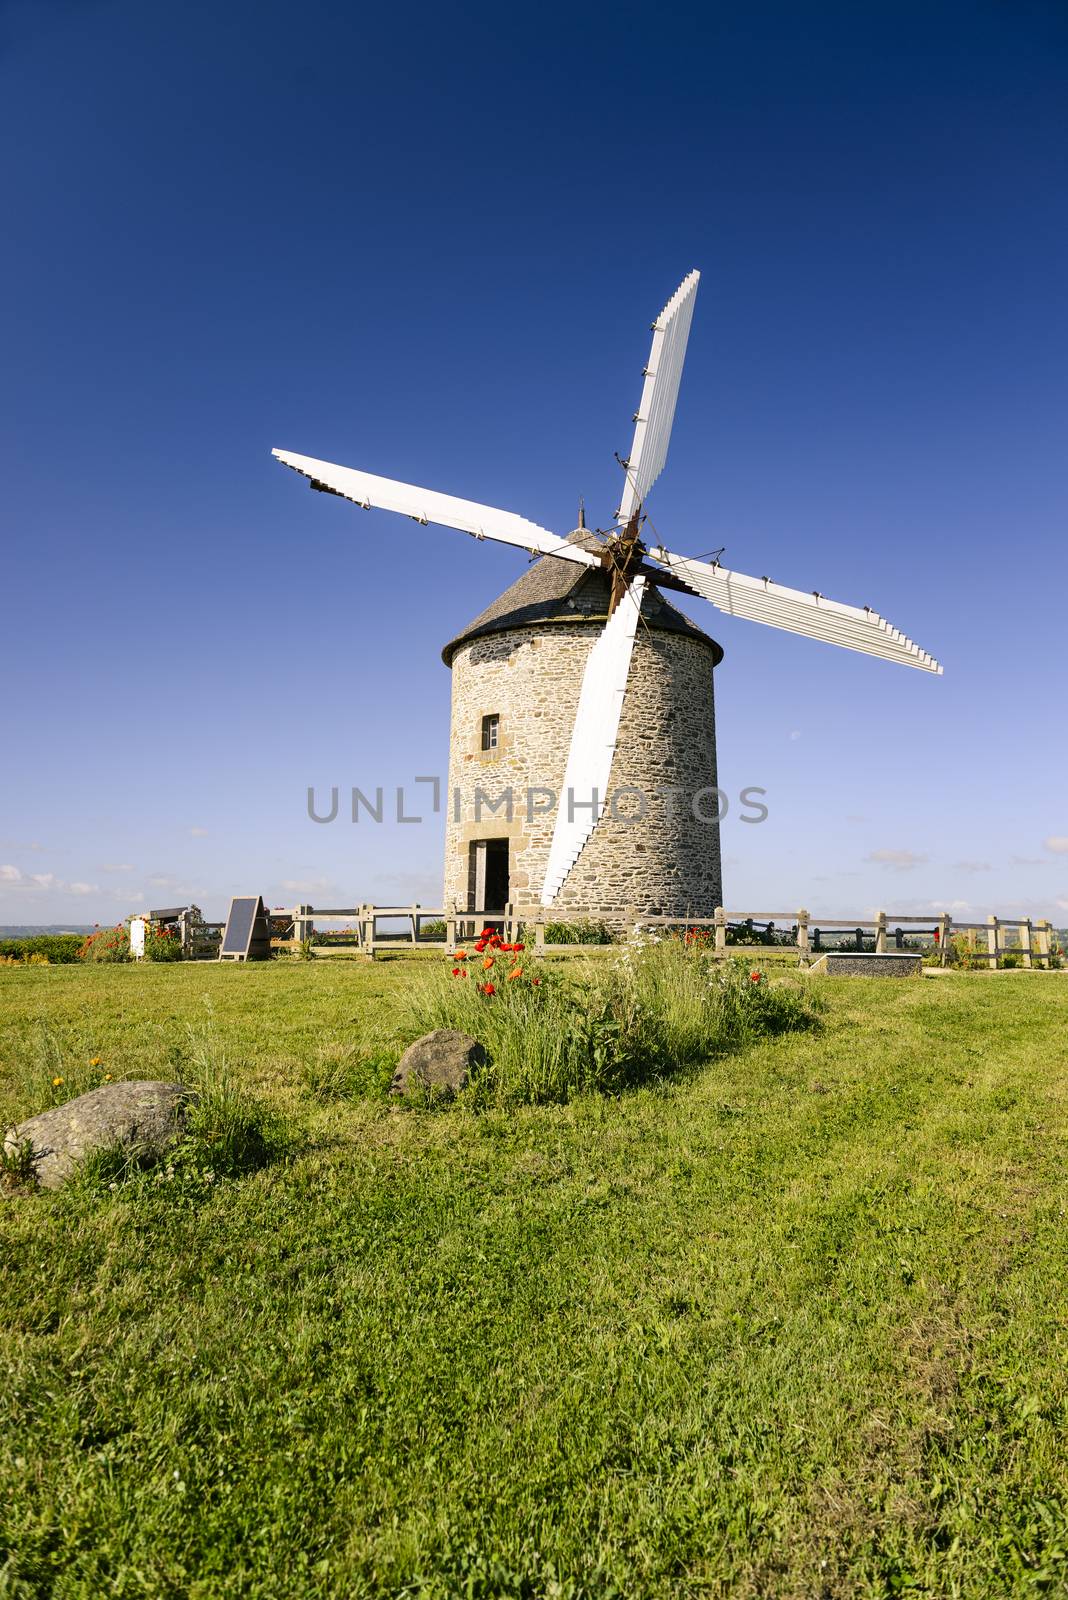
[1,962,1067,1598]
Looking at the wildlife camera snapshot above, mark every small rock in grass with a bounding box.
[4,1081,194,1191]
[390,1030,484,1099]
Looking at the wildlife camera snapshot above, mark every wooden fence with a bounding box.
[257,903,1061,968]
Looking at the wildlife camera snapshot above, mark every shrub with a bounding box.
[0,935,81,964]
[725,922,796,948]
[78,925,131,963]
[947,933,985,971]
[144,925,182,962]
[541,919,613,945]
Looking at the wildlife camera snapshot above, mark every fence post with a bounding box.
[875,911,887,954]
[1036,919,1052,968]
[714,906,727,955]
[797,908,810,967]
[364,906,376,960]
[535,916,546,954]
[940,913,952,967]
[445,910,456,951]
[987,914,999,971]
[1020,918,1033,969]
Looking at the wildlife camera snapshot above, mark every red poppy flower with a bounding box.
[482,981,496,995]
[451,967,461,976]
[482,956,494,970]
[749,971,761,983]
[531,977,541,986]
[514,942,525,952]
[508,966,523,981]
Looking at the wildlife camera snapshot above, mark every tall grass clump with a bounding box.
[178,1025,294,1177]
[612,941,821,1063]
[400,962,621,1104]
[397,939,821,1106]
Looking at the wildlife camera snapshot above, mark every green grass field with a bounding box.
[2,962,1067,1598]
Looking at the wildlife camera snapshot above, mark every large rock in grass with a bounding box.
[391,1030,483,1099]
[4,1081,193,1191]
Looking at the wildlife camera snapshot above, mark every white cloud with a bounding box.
[1,864,99,899]
[189,827,209,838]
[789,730,801,741]
[953,861,991,874]
[100,863,136,874]
[866,848,928,870]
[1044,837,1068,855]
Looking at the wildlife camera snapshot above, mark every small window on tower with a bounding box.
[481,713,500,751]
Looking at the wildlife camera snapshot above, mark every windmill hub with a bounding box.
[272,268,941,920]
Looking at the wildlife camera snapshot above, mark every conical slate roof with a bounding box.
[441,531,723,666]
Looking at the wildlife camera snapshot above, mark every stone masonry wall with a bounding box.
[443,620,722,927]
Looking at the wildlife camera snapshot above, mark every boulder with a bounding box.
[391,1030,484,1099]
[4,1080,193,1190]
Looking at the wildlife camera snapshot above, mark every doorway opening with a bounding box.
[469,838,509,912]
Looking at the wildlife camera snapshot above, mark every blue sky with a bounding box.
[2,0,1066,925]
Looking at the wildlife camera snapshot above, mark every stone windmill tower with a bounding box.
[441,531,723,925]
[273,271,941,923]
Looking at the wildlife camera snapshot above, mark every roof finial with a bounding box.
[578,497,586,530]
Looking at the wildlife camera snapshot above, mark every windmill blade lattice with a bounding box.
[540,578,647,905]
[650,546,942,673]
[616,270,700,524]
[272,450,600,569]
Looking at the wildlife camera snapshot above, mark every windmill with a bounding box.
[273,270,940,914]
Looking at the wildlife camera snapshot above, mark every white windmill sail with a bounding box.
[616,271,700,525]
[272,450,601,568]
[540,578,647,906]
[650,546,942,673]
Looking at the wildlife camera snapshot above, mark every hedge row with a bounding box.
[0,935,84,964]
